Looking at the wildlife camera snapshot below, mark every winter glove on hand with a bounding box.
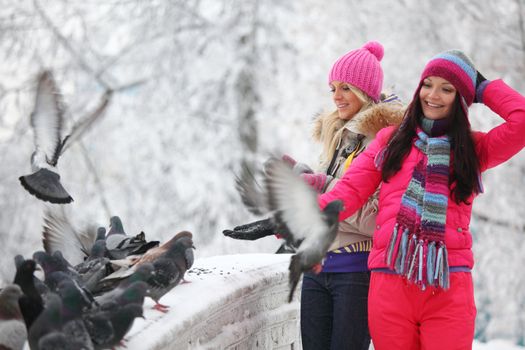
[474,71,490,104]
[300,173,333,193]
[222,218,276,240]
[281,154,314,174]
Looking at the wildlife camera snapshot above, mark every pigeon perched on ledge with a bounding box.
[13,258,44,330]
[0,284,27,350]
[105,216,160,260]
[105,231,195,312]
[19,70,112,204]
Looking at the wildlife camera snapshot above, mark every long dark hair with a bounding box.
[380,90,481,204]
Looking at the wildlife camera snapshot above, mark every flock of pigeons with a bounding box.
[0,71,196,350]
[2,70,344,349]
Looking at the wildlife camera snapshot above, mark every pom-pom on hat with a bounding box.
[420,49,477,109]
[328,41,384,102]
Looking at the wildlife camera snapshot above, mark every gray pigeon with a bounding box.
[93,262,154,296]
[131,231,195,312]
[95,280,149,312]
[105,216,159,260]
[19,70,112,204]
[97,230,193,313]
[73,240,110,292]
[84,303,144,350]
[32,250,79,285]
[106,216,125,237]
[14,254,48,296]
[38,331,81,350]
[105,303,144,348]
[262,158,343,302]
[29,293,93,350]
[0,284,27,350]
[56,280,96,321]
[95,227,106,241]
[13,259,44,330]
[27,292,63,350]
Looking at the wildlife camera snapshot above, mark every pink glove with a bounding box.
[281,154,314,174]
[300,173,332,193]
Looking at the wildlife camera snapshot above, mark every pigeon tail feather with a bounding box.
[288,254,303,303]
[19,168,73,204]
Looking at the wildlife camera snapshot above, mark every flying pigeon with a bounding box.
[261,157,343,302]
[234,162,303,248]
[13,258,44,330]
[19,70,112,204]
[0,284,27,350]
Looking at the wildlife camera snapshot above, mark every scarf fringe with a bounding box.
[386,224,450,290]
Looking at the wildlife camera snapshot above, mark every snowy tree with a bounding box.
[0,0,524,344]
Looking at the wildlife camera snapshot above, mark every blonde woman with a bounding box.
[225,41,403,349]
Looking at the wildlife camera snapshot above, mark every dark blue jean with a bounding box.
[300,271,371,350]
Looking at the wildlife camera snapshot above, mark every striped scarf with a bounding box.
[385,118,452,290]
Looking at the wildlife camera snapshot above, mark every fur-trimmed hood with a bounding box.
[312,102,406,143]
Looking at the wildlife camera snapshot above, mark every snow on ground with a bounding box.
[473,340,525,350]
[118,253,525,350]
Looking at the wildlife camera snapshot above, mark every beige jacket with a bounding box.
[312,102,404,251]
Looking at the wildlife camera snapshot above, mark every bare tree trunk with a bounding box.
[517,0,525,70]
[234,0,260,172]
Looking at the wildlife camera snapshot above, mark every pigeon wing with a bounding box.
[31,71,65,167]
[234,164,268,216]
[42,206,97,266]
[60,89,113,155]
[264,158,328,243]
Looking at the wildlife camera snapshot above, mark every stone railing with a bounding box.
[124,254,301,349]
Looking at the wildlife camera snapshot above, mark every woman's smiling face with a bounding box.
[330,81,364,120]
[419,76,457,120]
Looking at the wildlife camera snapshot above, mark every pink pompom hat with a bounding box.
[328,41,384,102]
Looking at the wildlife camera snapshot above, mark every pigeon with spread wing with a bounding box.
[238,157,343,302]
[19,70,112,204]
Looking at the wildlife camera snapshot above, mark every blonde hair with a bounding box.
[318,85,374,168]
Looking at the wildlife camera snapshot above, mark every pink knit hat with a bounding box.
[419,49,477,117]
[328,41,384,102]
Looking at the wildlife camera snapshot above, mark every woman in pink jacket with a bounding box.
[318,49,525,349]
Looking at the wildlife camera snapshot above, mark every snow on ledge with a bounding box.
[124,253,301,349]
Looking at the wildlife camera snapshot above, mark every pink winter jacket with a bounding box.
[318,79,525,270]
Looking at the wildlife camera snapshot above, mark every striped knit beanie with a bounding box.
[328,41,384,102]
[420,50,477,111]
